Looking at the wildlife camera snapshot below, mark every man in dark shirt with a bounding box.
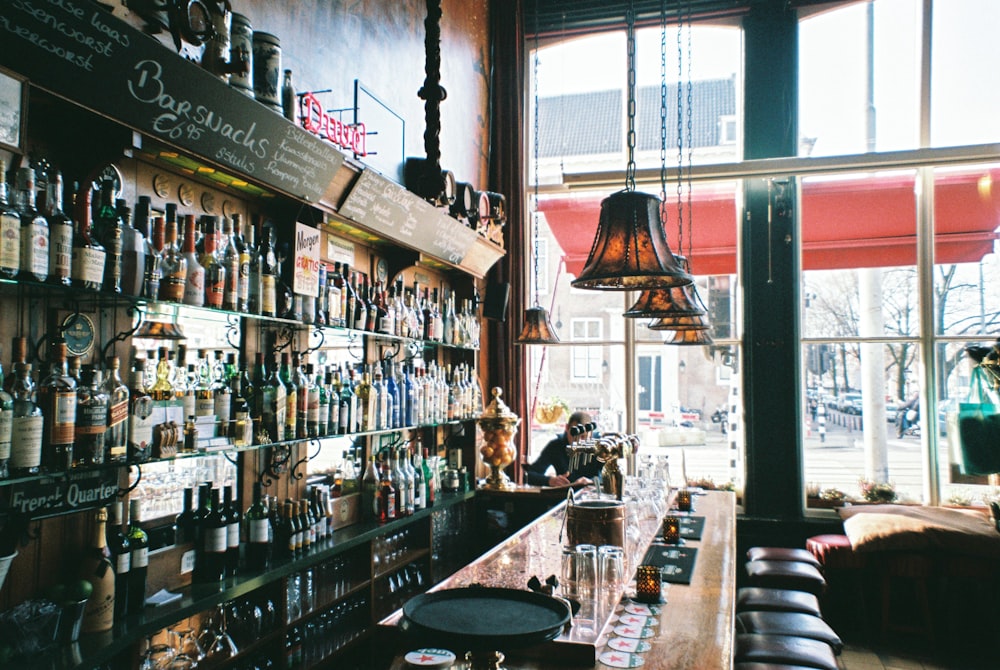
[524,411,602,487]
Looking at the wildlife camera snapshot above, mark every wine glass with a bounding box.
[140,633,176,670]
[201,604,239,663]
[167,626,203,669]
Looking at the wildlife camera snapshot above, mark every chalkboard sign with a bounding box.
[3,469,121,521]
[340,168,480,266]
[0,1,343,203]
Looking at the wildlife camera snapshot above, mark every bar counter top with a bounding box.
[382,489,736,669]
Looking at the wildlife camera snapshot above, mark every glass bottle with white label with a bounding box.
[38,339,76,472]
[0,159,20,279]
[103,356,129,464]
[45,171,72,286]
[106,501,130,624]
[71,187,106,291]
[73,365,107,467]
[16,167,49,283]
[9,361,41,476]
[197,487,228,583]
[245,482,271,572]
[128,358,153,463]
[182,215,205,307]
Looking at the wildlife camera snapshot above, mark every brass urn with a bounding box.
[478,387,521,490]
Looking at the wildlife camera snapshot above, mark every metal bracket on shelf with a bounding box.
[260,443,292,488]
[290,439,323,481]
[118,464,143,497]
[346,331,365,361]
[381,340,402,360]
[226,313,242,350]
[304,327,326,356]
[272,325,297,352]
[101,304,145,362]
[221,450,240,468]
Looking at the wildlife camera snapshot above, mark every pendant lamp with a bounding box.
[665,328,715,345]
[570,1,691,292]
[517,0,559,345]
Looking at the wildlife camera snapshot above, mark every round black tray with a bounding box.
[399,586,571,652]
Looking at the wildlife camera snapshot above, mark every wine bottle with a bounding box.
[197,487,227,583]
[412,444,425,511]
[191,483,211,581]
[261,354,286,444]
[201,216,225,308]
[126,498,149,616]
[280,353,297,441]
[0,159,20,279]
[16,167,49,283]
[106,501,130,624]
[39,339,77,471]
[244,482,271,572]
[174,486,196,545]
[224,484,241,577]
[80,508,115,633]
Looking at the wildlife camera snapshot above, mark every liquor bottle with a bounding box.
[201,217,225,308]
[442,292,456,345]
[361,454,377,521]
[363,279,377,332]
[195,349,215,419]
[174,486,196,545]
[402,364,415,427]
[338,366,354,435]
[304,363,319,438]
[0,159,20,279]
[377,456,396,523]
[196,487,227,583]
[126,498,149,616]
[261,355,286,443]
[104,356,129,464]
[16,167,49,282]
[282,69,296,121]
[0,355,11,479]
[316,263,328,326]
[106,501,130,624]
[292,353,309,439]
[149,347,173,404]
[73,365,107,467]
[245,482,271,571]
[119,202,145,296]
[298,499,313,550]
[279,353,297,441]
[351,272,367,331]
[182,363,197,422]
[80,508,115,633]
[95,184,123,291]
[284,501,299,556]
[233,213,251,313]
[412,444,425,511]
[223,484,241,577]
[355,370,373,432]
[372,364,387,430]
[158,214,186,302]
[258,224,278,317]
[325,369,339,436]
[126,358,153,463]
[45,171,73,286]
[316,367,328,437]
[39,339,77,472]
[331,262,346,327]
[400,446,415,517]
[221,216,240,311]
[231,357,252,446]
[247,216,261,314]
[9,361,42,476]
[212,351,233,436]
[422,445,435,507]
[136,197,161,300]
[386,361,401,429]
[182,215,205,307]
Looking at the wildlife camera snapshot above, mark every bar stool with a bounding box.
[735,633,839,670]
[735,611,844,654]
[747,546,823,569]
[806,533,868,632]
[736,587,823,617]
[745,560,827,596]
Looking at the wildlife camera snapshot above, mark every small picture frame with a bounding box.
[0,66,26,154]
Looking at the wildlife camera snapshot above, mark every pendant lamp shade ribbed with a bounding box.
[665,328,715,345]
[516,306,561,345]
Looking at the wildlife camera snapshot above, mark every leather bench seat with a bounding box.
[747,546,823,569]
[735,664,821,670]
[736,587,822,617]
[745,560,827,595]
[735,633,839,670]
[736,611,843,654]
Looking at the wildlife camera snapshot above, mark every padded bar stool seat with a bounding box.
[747,546,823,569]
[745,560,827,596]
[736,587,822,617]
[735,633,839,670]
[806,534,866,570]
[736,611,843,654]
[735,665,822,670]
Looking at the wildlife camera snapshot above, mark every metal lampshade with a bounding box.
[571,190,692,291]
[623,255,704,318]
[516,306,561,345]
[665,328,714,345]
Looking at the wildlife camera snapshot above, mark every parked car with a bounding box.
[837,392,863,414]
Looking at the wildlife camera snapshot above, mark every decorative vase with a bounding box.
[478,387,520,490]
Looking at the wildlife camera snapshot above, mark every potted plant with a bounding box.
[858,479,898,503]
[533,396,569,425]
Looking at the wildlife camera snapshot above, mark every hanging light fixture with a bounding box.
[517,0,559,345]
[570,0,691,292]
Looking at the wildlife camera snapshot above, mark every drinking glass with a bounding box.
[574,544,598,601]
[598,545,625,596]
[167,626,203,669]
[200,604,239,663]
[140,634,176,670]
[560,546,577,598]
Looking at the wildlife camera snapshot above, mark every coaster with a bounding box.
[615,613,656,627]
[624,602,661,616]
[598,650,646,667]
[612,624,656,639]
[606,637,652,654]
[404,648,457,667]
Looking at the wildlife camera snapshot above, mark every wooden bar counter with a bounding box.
[381,489,736,669]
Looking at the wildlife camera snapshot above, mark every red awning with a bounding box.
[540,168,1000,276]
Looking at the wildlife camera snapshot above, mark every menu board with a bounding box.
[340,168,480,266]
[0,1,343,202]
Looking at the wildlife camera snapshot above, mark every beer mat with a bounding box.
[679,515,705,540]
[612,624,656,639]
[606,637,652,654]
[640,544,698,584]
[623,602,661,616]
[598,650,646,668]
[613,613,653,627]
[404,649,457,668]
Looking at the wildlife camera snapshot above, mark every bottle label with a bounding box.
[261,275,276,313]
[204,526,227,553]
[116,552,131,574]
[132,546,149,569]
[50,224,72,279]
[227,522,240,549]
[196,396,215,416]
[206,278,225,307]
[160,275,185,301]
[129,399,154,451]
[51,392,77,442]
[214,394,231,423]
[238,255,250,306]
[0,213,20,271]
[249,518,269,544]
[72,246,106,285]
[76,400,107,435]
[328,286,342,323]
[10,414,43,467]
[183,392,196,419]
[20,221,49,278]
[109,399,128,429]
[0,409,11,460]
[184,264,205,306]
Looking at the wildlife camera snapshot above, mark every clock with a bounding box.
[61,313,96,358]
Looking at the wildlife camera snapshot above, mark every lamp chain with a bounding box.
[685,3,694,260]
[659,0,669,229]
[532,1,542,308]
[625,0,637,192]
[675,0,685,258]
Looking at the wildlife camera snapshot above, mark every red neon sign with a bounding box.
[300,92,368,157]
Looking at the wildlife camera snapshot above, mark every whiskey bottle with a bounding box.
[0,159,20,279]
[182,215,205,307]
[221,216,240,311]
[104,356,129,464]
[0,355,11,479]
[79,508,115,633]
[231,357,252,446]
[378,456,396,523]
[39,339,77,471]
[45,170,73,286]
[73,365,107,467]
[201,217,225,308]
[9,361,41,476]
[127,358,154,463]
[119,202,145,296]
[258,224,278,317]
[16,167,49,282]
[195,350,215,419]
[95,184,122,292]
[70,186,106,291]
[126,498,149,616]
[233,213,251,312]
[106,501,130,624]
[158,215,186,302]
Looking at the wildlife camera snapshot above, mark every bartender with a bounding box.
[524,411,602,487]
